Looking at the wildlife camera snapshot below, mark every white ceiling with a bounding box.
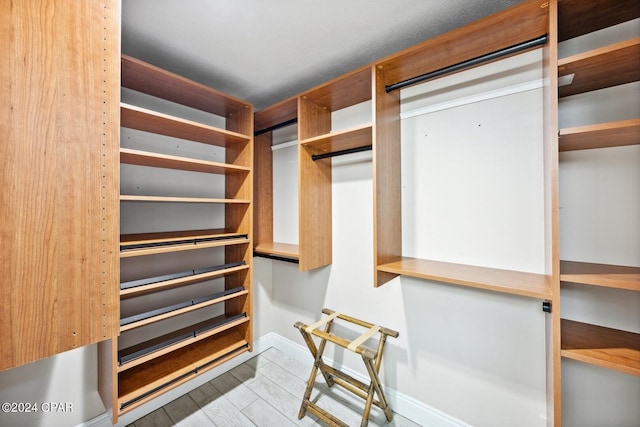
[122,0,524,111]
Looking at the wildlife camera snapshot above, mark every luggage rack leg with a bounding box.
[294,309,399,427]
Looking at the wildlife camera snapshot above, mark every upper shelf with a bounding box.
[557,0,640,42]
[560,261,640,292]
[559,119,640,151]
[300,124,372,155]
[302,67,372,111]
[121,103,250,147]
[558,37,640,98]
[561,319,640,376]
[377,257,552,299]
[121,55,251,120]
[120,148,250,174]
[254,242,300,261]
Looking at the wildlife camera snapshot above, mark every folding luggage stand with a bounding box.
[294,308,399,427]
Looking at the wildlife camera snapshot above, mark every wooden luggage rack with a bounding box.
[294,309,399,427]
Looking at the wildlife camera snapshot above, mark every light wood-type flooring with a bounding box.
[128,347,420,427]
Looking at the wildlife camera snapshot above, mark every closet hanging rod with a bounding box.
[255,118,298,136]
[384,34,548,93]
[253,251,300,264]
[311,144,372,161]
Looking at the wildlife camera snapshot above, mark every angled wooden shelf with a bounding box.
[119,289,248,332]
[300,124,372,155]
[560,261,640,291]
[120,230,249,258]
[377,257,552,299]
[254,242,300,260]
[558,37,640,98]
[120,195,250,204]
[120,263,249,299]
[117,328,248,412]
[121,103,250,147]
[561,319,640,376]
[118,314,249,372]
[121,55,251,120]
[559,119,640,151]
[557,0,640,42]
[120,148,250,174]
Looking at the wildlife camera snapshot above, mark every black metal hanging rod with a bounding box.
[253,251,300,264]
[311,144,372,161]
[385,34,548,93]
[254,118,298,137]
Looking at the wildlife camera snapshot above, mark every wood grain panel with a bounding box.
[559,119,640,151]
[254,97,298,132]
[560,261,640,291]
[0,0,120,371]
[557,0,640,42]
[253,133,274,247]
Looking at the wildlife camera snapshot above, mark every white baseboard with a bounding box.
[81,332,469,427]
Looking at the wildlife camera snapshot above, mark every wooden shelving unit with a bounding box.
[99,55,253,423]
[555,0,640,423]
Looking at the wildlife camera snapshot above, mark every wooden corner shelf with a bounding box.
[377,257,552,299]
[561,319,640,376]
[120,148,250,174]
[558,37,640,98]
[560,260,640,291]
[117,328,249,412]
[121,103,250,147]
[300,124,372,155]
[557,0,640,42]
[254,242,300,260]
[559,119,640,151]
[121,55,250,120]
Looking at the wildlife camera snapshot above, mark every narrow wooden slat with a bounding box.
[121,55,250,120]
[120,195,250,204]
[120,148,249,174]
[120,236,249,258]
[377,257,552,299]
[120,229,230,245]
[300,124,372,155]
[561,319,640,376]
[557,0,640,42]
[559,119,640,151]
[558,38,640,98]
[121,103,249,147]
[560,261,640,291]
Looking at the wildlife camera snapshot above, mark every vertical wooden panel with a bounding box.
[298,97,332,271]
[372,66,402,286]
[253,133,274,247]
[0,0,120,370]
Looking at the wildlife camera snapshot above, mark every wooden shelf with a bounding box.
[120,230,249,258]
[119,288,248,332]
[377,257,552,299]
[118,328,248,410]
[120,148,249,174]
[121,55,250,119]
[558,38,640,98]
[120,195,250,204]
[254,242,300,260]
[120,263,249,299]
[118,314,249,371]
[557,0,640,42]
[300,124,372,155]
[561,319,640,376]
[302,66,372,111]
[121,103,250,147]
[560,261,640,291]
[559,119,640,151]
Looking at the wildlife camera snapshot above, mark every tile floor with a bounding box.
[127,347,420,427]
